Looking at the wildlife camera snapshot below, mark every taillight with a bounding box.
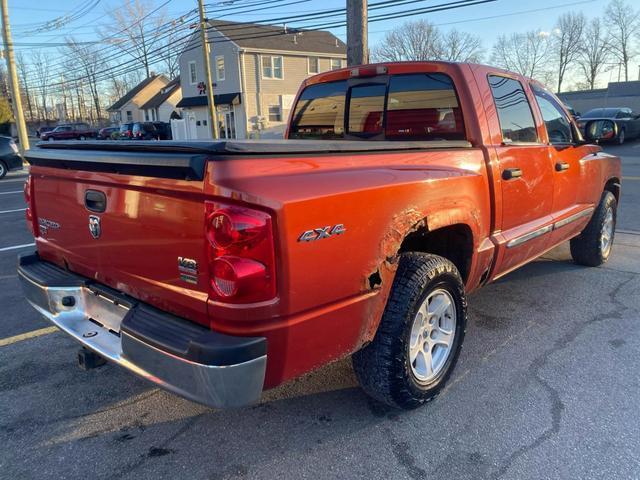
[205,202,276,304]
[24,175,34,234]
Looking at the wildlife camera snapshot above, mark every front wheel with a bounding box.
[570,191,617,267]
[352,253,467,409]
[617,129,625,145]
[79,135,86,140]
[0,161,7,179]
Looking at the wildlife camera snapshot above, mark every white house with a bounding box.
[176,20,346,139]
[140,77,182,123]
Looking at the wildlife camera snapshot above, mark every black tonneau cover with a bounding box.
[26,139,472,180]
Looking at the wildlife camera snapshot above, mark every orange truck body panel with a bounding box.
[26,61,621,389]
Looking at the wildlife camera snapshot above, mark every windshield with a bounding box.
[289,73,465,141]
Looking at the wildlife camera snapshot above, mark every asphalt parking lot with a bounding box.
[1,143,640,479]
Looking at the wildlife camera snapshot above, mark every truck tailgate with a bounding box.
[26,147,211,326]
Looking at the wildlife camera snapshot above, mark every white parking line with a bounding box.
[1,178,27,184]
[0,190,22,195]
[0,243,35,252]
[0,208,26,214]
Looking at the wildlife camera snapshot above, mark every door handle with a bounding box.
[555,162,570,172]
[502,168,522,180]
[85,190,106,213]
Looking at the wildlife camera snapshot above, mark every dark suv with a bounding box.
[131,122,172,140]
[118,123,134,139]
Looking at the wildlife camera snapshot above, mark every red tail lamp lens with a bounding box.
[207,207,268,251]
[205,201,276,304]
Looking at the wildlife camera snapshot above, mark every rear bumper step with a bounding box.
[17,253,267,408]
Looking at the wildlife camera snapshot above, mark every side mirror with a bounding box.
[584,119,618,144]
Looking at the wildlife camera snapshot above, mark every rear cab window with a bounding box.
[289,72,465,141]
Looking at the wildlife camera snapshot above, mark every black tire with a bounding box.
[0,161,7,179]
[352,253,467,409]
[570,191,617,267]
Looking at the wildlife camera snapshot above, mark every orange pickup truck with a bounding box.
[18,62,621,409]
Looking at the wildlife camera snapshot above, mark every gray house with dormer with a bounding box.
[176,20,346,139]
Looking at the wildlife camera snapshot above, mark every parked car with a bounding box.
[131,121,171,140]
[19,61,621,410]
[577,107,640,144]
[118,123,134,139]
[40,122,97,141]
[0,135,23,178]
[35,126,54,137]
[97,127,119,140]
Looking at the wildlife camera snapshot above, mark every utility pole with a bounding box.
[346,0,368,66]
[197,0,219,139]
[1,0,29,151]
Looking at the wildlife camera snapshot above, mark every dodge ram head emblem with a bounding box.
[298,224,346,242]
[88,215,101,239]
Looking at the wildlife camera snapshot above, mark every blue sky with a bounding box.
[8,0,610,47]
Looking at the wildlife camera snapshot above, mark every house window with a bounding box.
[126,110,133,122]
[189,61,197,84]
[216,56,225,81]
[261,55,283,79]
[308,57,319,74]
[268,105,282,122]
[331,58,342,71]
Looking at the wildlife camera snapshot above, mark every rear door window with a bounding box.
[386,73,464,140]
[488,75,538,143]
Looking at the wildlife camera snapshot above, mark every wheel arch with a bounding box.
[604,177,621,203]
[398,222,474,283]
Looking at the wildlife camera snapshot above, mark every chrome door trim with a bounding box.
[506,207,595,249]
[506,225,553,248]
[553,207,594,229]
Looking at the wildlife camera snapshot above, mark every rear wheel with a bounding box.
[79,135,86,140]
[352,253,467,409]
[0,161,7,179]
[570,191,617,266]
[47,137,54,142]
[617,129,625,145]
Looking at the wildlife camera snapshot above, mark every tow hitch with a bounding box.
[77,347,106,370]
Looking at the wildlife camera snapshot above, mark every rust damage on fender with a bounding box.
[358,208,427,345]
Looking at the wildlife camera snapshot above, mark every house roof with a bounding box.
[176,93,241,108]
[107,74,168,111]
[207,20,346,55]
[140,78,180,110]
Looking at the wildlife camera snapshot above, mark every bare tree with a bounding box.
[101,0,167,78]
[605,0,639,81]
[439,29,484,62]
[577,18,611,90]
[30,50,51,121]
[64,38,106,121]
[491,31,552,81]
[372,20,483,63]
[157,18,184,78]
[372,20,444,61]
[553,12,586,92]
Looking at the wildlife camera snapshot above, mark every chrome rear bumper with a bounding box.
[17,254,267,408]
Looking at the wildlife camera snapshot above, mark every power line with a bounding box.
[24,0,495,93]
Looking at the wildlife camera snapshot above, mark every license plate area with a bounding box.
[83,286,131,334]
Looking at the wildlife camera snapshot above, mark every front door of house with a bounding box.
[220,110,236,139]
